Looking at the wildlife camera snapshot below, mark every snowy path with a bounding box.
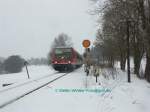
[0,66,150,112]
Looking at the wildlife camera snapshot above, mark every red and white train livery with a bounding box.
[50,47,83,71]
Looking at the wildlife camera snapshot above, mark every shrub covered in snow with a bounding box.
[3,55,24,73]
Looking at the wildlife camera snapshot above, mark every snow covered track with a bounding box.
[0,72,58,94]
[0,72,72,109]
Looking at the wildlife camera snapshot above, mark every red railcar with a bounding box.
[51,47,83,71]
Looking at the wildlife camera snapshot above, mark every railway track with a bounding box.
[0,71,72,109]
[0,72,58,94]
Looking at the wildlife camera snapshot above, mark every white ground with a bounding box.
[0,65,55,88]
[0,65,150,112]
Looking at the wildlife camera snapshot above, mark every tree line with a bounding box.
[90,0,150,82]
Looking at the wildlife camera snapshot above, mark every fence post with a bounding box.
[24,61,30,79]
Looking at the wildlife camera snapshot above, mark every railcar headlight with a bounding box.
[68,61,71,64]
[54,61,57,64]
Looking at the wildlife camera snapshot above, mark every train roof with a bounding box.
[53,47,73,49]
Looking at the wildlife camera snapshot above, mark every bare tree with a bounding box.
[51,33,73,48]
[138,0,150,81]
[90,0,149,80]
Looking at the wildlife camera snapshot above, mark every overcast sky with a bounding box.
[0,0,100,59]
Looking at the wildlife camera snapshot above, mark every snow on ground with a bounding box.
[0,65,150,112]
[0,65,55,89]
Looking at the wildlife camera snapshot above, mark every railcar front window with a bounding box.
[55,49,72,59]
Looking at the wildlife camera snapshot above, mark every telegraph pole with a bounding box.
[126,20,131,83]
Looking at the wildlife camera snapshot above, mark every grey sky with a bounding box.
[0,0,98,59]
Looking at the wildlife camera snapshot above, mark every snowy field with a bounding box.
[0,65,150,112]
[0,65,56,89]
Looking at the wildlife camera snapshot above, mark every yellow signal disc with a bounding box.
[82,40,91,48]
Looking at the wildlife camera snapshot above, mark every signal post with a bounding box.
[82,39,99,83]
[82,40,91,76]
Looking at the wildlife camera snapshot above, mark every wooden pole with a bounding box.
[127,20,131,83]
[24,61,30,79]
